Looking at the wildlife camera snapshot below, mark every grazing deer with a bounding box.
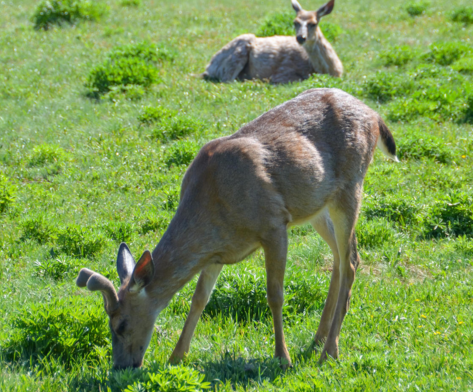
[76,88,398,369]
[201,0,343,84]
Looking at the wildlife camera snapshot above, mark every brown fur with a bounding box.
[77,88,398,369]
[201,0,343,84]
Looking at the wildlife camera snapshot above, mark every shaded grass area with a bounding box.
[0,0,473,390]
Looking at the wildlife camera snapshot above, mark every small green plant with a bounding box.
[124,365,211,392]
[451,57,473,74]
[1,298,109,368]
[363,194,421,226]
[356,217,398,248]
[379,45,417,67]
[422,41,473,66]
[86,42,175,96]
[405,1,430,17]
[384,64,473,122]
[27,143,68,167]
[0,173,16,213]
[141,214,171,234]
[320,22,344,42]
[396,129,455,163]
[34,256,83,280]
[21,215,58,244]
[466,95,473,122]
[450,6,473,25]
[256,11,294,37]
[86,57,160,95]
[120,0,141,6]
[362,71,414,102]
[160,187,180,211]
[152,116,205,141]
[454,236,473,256]
[56,225,107,258]
[107,84,146,101]
[32,0,107,30]
[168,268,327,321]
[138,106,177,125]
[103,221,135,243]
[427,192,473,238]
[256,11,342,41]
[165,140,200,167]
[108,41,177,64]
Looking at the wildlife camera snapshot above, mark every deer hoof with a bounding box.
[169,352,184,365]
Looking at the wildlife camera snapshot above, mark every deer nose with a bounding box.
[296,36,306,44]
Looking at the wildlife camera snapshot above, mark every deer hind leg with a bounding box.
[202,34,253,82]
[320,192,361,362]
[262,228,292,369]
[169,263,223,364]
[309,209,340,346]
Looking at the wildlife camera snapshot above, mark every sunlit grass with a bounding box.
[0,0,472,390]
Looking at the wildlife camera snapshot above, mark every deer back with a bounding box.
[176,88,379,253]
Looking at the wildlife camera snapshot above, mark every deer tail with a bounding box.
[377,117,399,162]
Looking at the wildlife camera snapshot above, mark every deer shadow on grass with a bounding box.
[199,342,324,389]
[201,353,286,387]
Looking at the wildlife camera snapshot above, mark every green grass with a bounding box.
[1,0,473,391]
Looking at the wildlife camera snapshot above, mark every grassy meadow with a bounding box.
[1,0,473,390]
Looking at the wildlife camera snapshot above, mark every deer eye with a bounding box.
[308,23,317,28]
[116,320,128,336]
[294,22,301,27]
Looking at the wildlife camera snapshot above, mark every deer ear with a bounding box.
[117,243,136,285]
[291,0,303,13]
[317,0,335,18]
[129,250,155,293]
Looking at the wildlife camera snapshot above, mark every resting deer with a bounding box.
[76,88,398,369]
[201,0,343,84]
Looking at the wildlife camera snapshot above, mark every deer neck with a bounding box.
[146,214,215,308]
[303,27,343,77]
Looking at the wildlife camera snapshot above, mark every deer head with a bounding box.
[291,0,335,45]
[76,243,156,369]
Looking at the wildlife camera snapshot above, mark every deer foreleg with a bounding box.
[169,264,223,363]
